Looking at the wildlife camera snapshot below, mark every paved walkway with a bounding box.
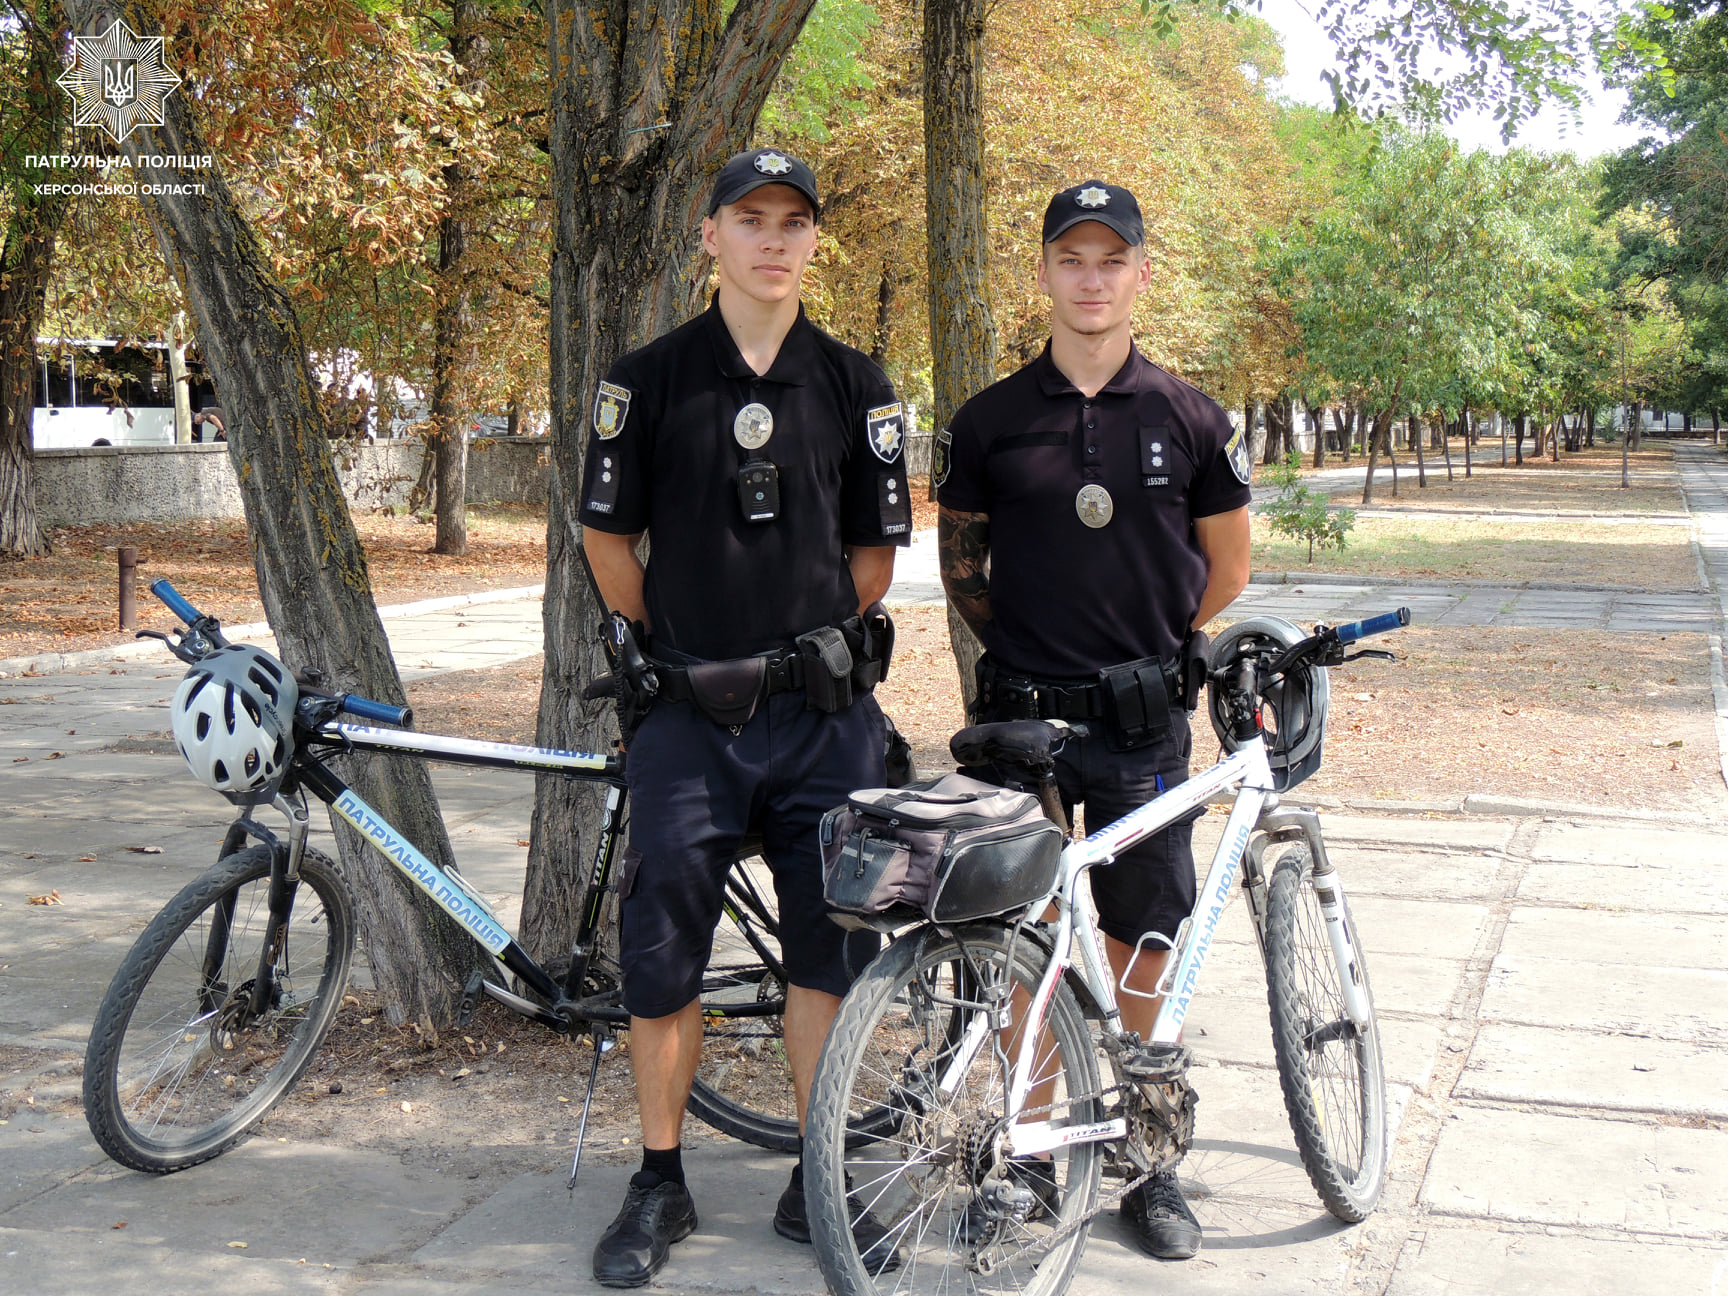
[4,443,1728,1293]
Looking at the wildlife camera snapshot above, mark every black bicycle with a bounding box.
[82,579,803,1175]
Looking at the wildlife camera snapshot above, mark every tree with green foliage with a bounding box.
[1263,449,1354,561]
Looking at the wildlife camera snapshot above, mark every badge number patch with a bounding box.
[867,403,904,464]
[932,426,953,487]
[593,381,631,440]
[1225,425,1251,485]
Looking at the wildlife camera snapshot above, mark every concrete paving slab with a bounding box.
[1187,991,1445,1092]
[1316,816,1514,851]
[1386,1225,1728,1296]
[1345,896,1493,961]
[0,1112,105,1213]
[1498,907,1728,969]
[1459,1023,1728,1119]
[4,1135,478,1266]
[1422,1106,1728,1238]
[0,1227,348,1296]
[1316,847,1506,902]
[1480,955,1728,1043]
[1518,862,1728,915]
[1529,822,1728,869]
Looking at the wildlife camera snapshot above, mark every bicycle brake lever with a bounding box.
[134,629,202,664]
[1343,649,1396,663]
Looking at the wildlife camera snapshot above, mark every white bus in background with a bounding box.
[30,338,196,449]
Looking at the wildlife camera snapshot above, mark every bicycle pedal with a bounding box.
[1121,1041,1192,1084]
[457,970,485,1028]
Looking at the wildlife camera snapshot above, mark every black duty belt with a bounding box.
[652,650,804,703]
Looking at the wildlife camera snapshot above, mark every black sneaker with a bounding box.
[1120,1169,1201,1260]
[774,1171,904,1274]
[592,1174,699,1288]
[959,1156,1062,1243]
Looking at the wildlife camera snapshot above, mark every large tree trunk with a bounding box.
[1362,409,1383,505]
[1410,413,1426,487]
[1308,404,1326,469]
[1513,413,1526,465]
[870,265,895,369]
[59,0,472,1034]
[530,0,821,963]
[925,0,993,713]
[0,7,69,560]
[427,0,485,556]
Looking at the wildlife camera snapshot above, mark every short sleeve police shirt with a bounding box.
[579,297,912,660]
[936,344,1250,678]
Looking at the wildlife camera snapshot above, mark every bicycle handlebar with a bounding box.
[1334,608,1411,645]
[149,578,201,626]
[340,694,413,727]
[151,578,412,726]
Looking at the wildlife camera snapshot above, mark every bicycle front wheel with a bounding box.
[1264,844,1388,1221]
[83,845,355,1173]
[807,923,1103,1296]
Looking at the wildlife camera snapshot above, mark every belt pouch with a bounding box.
[849,611,893,691]
[974,654,1038,724]
[797,626,854,712]
[684,657,768,727]
[1098,655,1173,752]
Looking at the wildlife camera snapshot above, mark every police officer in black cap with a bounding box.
[580,147,912,1287]
[936,179,1252,1262]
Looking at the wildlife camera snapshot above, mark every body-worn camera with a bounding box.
[737,460,780,523]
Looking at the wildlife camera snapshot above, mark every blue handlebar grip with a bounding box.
[342,694,413,727]
[150,578,203,626]
[1336,607,1411,645]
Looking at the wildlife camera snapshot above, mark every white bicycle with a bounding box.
[805,609,1409,1295]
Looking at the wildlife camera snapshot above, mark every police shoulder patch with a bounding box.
[866,402,904,464]
[1225,425,1251,485]
[592,381,632,440]
[932,426,954,488]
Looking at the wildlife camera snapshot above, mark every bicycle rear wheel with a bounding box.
[687,853,800,1150]
[1263,844,1388,1221]
[83,845,354,1173]
[806,923,1103,1296]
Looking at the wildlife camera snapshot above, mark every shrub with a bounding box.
[1263,450,1356,562]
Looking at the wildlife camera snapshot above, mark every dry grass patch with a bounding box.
[1251,514,1698,588]
[0,506,548,661]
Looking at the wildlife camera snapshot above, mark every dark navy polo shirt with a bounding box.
[579,296,912,660]
[936,343,1250,678]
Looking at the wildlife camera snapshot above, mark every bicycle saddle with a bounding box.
[950,720,1068,773]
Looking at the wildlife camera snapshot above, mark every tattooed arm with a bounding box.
[939,506,993,637]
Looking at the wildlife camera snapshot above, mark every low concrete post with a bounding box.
[118,546,138,629]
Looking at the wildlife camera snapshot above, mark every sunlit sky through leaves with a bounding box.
[1256,0,1650,157]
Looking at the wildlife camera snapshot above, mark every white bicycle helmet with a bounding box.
[1207,615,1329,791]
[170,644,299,803]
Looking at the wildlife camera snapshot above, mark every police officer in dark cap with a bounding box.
[580,146,912,1286]
[936,179,1252,1262]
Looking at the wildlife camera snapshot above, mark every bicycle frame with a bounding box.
[984,732,1358,1161]
[252,722,628,1028]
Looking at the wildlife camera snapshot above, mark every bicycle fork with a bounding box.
[1257,808,1372,1027]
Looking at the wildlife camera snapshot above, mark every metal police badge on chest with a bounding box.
[734,403,774,450]
[866,403,904,463]
[1076,483,1114,528]
[593,381,631,440]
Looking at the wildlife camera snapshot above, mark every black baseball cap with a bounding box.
[1041,181,1144,247]
[708,148,821,219]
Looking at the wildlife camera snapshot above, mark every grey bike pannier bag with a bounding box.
[820,773,1065,930]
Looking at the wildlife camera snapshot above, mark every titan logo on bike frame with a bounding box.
[335,789,511,955]
[1169,819,1252,1022]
